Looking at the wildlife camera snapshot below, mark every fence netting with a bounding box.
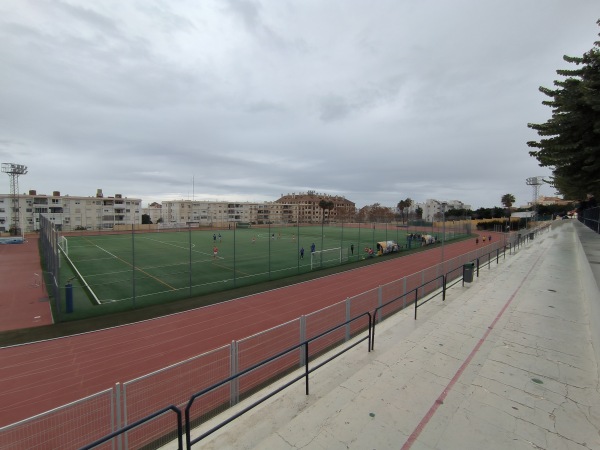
[38,217,471,321]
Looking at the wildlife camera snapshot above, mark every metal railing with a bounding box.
[184,312,372,448]
[579,206,600,234]
[80,405,183,450]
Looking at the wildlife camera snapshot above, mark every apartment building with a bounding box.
[159,200,301,227]
[157,192,356,227]
[410,199,472,222]
[275,191,356,223]
[160,200,253,227]
[144,202,164,224]
[0,189,141,233]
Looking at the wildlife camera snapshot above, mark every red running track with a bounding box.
[0,236,497,427]
[0,237,53,332]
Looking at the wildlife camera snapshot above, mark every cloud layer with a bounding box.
[1,0,598,209]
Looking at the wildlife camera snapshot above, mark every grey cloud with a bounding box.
[1,0,597,209]
[223,0,262,31]
[47,0,121,34]
[319,95,351,122]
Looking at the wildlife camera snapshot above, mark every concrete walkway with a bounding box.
[178,221,600,449]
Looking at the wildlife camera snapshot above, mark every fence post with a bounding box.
[304,344,310,395]
[414,290,418,320]
[113,383,123,450]
[377,286,382,323]
[131,224,136,309]
[345,298,351,341]
[442,275,446,301]
[299,315,306,367]
[230,341,239,406]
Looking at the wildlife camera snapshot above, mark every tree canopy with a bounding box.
[501,194,515,209]
[527,20,600,201]
[318,199,335,223]
[396,198,413,224]
[357,203,395,222]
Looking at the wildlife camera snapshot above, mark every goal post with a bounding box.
[310,247,347,270]
[58,235,68,257]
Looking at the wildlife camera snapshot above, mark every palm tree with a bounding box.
[501,194,515,209]
[397,198,413,224]
[501,194,515,231]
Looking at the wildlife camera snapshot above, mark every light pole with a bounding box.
[2,163,28,236]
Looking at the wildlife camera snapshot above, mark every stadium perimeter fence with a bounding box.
[579,206,600,234]
[37,215,471,322]
[0,229,546,450]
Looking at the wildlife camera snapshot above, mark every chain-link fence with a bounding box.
[38,215,471,322]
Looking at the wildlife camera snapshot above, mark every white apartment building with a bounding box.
[410,199,472,222]
[160,200,281,227]
[144,202,164,224]
[0,189,141,233]
[161,200,247,227]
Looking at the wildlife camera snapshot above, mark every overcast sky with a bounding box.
[0,1,598,210]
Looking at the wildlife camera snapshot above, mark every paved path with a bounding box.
[190,221,600,449]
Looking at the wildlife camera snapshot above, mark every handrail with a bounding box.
[445,265,465,290]
[185,311,372,448]
[78,405,183,450]
[413,275,446,319]
[370,274,445,350]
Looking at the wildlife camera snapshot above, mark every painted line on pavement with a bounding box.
[401,246,547,449]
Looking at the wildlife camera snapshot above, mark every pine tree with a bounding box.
[527,20,600,201]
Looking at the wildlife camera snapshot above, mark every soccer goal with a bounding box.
[310,247,347,270]
[58,235,68,257]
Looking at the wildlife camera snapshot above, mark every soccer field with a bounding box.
[59,226,403,301]
[50,222,468,319]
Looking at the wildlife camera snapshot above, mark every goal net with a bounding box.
[58,235,68,257]
[310,247,347,270]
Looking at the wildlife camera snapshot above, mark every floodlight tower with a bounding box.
[526,176,544,223]
[2,163,28,235]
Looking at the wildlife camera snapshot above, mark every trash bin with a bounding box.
[463,262,475,283]
[65,283,74,313]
